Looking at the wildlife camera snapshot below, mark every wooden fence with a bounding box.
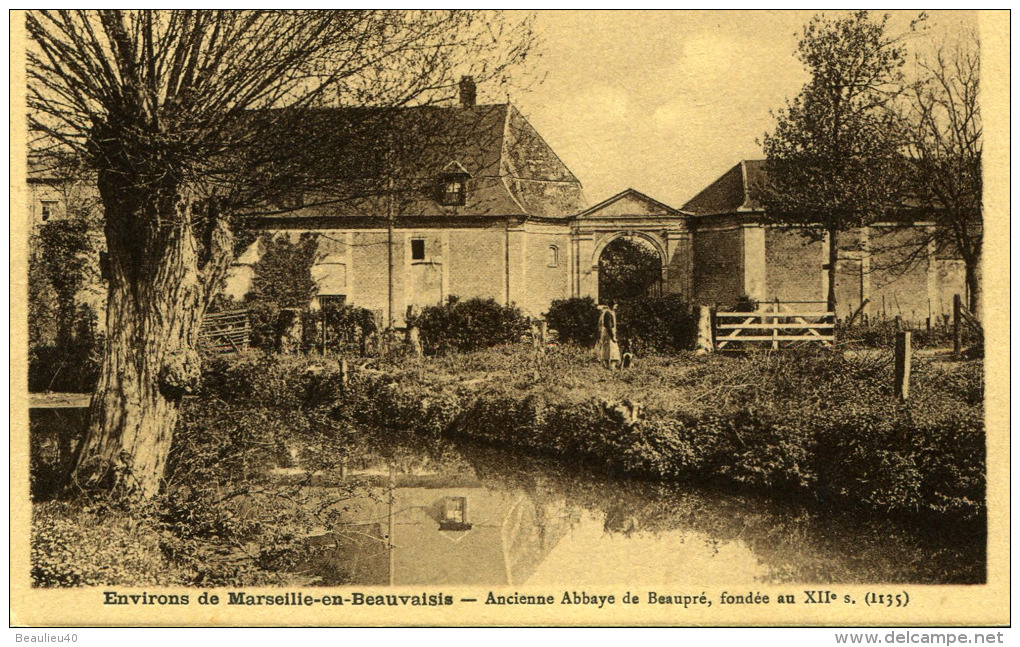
[715,300,835,350]
[199,309,250,353]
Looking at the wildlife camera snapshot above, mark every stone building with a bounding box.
[682,160,968,322]
[28,80,968,329]
[224,79,694,324]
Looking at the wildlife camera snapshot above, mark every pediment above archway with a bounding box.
[572,188,689,221]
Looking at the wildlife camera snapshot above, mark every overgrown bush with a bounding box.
[28,304,104,392]
[32,501,185,587]
[303,303,377,354]
[408,296,528,355]
[617,295,697,355]
[839,318,981,350]
[545,297,600,346]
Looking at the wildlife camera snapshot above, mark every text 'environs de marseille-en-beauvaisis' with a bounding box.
[105,589,826,610]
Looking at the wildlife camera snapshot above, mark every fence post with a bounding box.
[894,331,912,401]
[772,299,780,350]
[953,294,962,355]
[696,306,713,355]
[339,358,349,395]
[407,326,422,357]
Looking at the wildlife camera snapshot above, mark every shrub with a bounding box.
[303,303,377,354]
[408,296,528,355]
[838,318,981,350]
[545,297,599,346]
[617,295,697,355]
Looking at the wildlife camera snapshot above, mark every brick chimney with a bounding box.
[459,76,477,108]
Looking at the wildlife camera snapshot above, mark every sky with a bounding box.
[489,10,977,208]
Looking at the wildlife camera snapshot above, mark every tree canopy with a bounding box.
[755,11,914,311]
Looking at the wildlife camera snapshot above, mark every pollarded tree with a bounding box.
[756,11,913,313]
[26,10,535,497]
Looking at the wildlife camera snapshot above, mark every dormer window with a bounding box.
[439,174,467,206]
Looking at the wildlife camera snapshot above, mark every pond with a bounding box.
[297,429,984,586]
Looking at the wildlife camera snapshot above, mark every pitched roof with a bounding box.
[681,160,766,216]
[573,188,688,220]
[250,103,586,221]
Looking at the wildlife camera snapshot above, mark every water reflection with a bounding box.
[299,432,983,586]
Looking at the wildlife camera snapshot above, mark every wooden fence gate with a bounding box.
[715,301,835,350]
[199,309,250,353]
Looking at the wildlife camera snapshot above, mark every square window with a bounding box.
[40,200,57,221]
[411,238,426,261]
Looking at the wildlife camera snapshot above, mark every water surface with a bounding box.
[299,431,983,586]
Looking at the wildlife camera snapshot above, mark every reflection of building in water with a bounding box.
[308,468,578,586]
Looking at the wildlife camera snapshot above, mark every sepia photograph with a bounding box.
[10,9,1009,629]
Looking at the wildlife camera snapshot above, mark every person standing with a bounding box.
[596,302,621,370]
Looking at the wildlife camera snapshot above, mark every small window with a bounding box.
[439,174,467,206]
[40,200,57,221]
[318,294,346,310]
[547,245,559,268]
[411,238,426,261]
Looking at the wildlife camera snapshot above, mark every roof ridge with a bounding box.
[498,104,530,216]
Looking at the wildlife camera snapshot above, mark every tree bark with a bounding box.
[966,253,982,323]
[71,173,232,498]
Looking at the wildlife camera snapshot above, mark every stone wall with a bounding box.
[692,226,743,306]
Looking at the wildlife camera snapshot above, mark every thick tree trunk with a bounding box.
[70,174,232,498]
[966,253,982,323]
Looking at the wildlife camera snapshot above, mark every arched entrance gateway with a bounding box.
[568,189,692,304]
[595,232,666,302]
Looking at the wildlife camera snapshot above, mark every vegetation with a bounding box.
[545,297,600,346]
[902,29,983,319]
[246,234,318,309]
[28,9,536,498]
[617,295,697,355]
[28,304,104,393]
[545,295,697,356]
[31,344,983,586]
[756,11,912,313]
[407,296,529,355]
[196,347,985,524]
[597,237,662,302]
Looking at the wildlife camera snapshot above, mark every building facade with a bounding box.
[682,160,968,322]
[29,82,968,329]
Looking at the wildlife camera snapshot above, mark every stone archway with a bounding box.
[591,231,668,303]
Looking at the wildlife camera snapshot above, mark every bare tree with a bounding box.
[901,30,982,320]
[26,10,535,497]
